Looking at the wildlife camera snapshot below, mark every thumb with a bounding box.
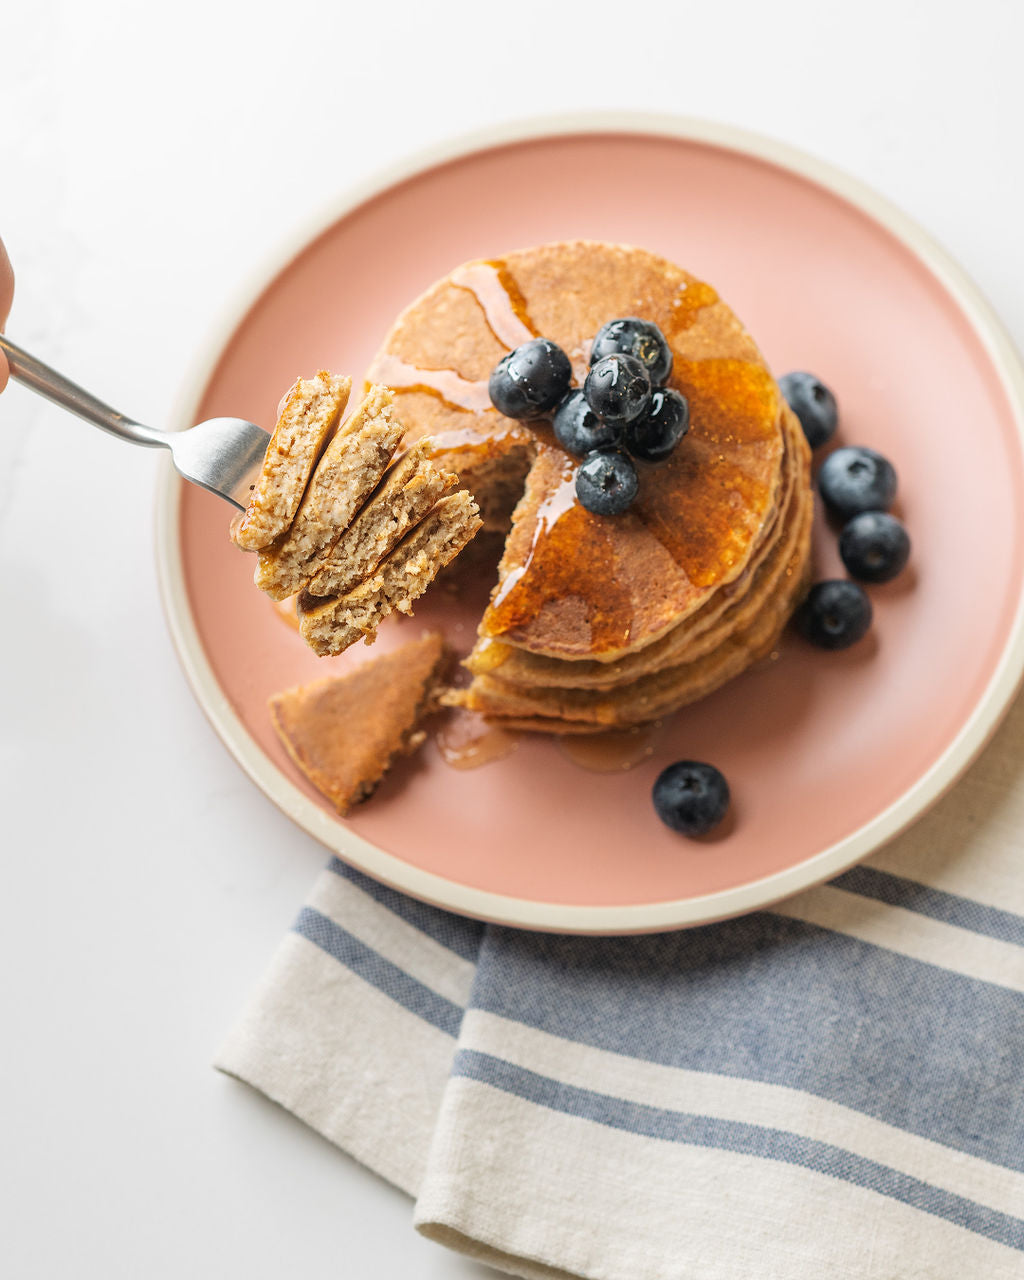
[0,238,12,391]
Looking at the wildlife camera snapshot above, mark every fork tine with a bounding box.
[168,417,271,509]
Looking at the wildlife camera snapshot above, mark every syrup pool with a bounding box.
[435,709,519,770]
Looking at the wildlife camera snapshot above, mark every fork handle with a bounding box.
[0,334,164,448]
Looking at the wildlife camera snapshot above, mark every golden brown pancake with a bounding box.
[306,441,459,598]
[232,372,351,551]
[268,631,447,813]
[232,382,481,656]
[367,241,788,662]
[254,385,404,600]
[296,491,482,657]
[467,409,807,690]
[366,241,813,730]
[447,483,813,729]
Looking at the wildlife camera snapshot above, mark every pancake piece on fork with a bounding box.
[232,383,481,655]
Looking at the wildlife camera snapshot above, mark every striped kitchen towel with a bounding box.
[216,698,1024,1280]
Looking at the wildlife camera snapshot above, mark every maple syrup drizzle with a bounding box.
[471,638,512,672]
[663,279,719,337]
[632,357,779,582]
[490,453,578,613]
[367,259,538,417]
[424,421,533,455]
[435,709,519,770]
[485,447,636,652]
[557,722,665,773]
[481,339,780,652]
[367,352,492,413]
[451,259,538,349]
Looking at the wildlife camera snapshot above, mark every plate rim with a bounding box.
[154,110,1024,934]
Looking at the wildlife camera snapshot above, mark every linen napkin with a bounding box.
[216,696,1024,1280]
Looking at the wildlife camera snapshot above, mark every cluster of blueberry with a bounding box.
[488,318,689,515]
[781,371,912,650]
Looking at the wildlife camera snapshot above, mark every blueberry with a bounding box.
[652,761,730,837]
[838,511,911,583]
[575,449,639,516]
[779,371,839,450]
[795,580,873,649]
[818,446,897,520]
[591,317,673,385]
[583,353,652,426]
[552,389,620,456]
[489,338,572,419]
[622,388,690,462]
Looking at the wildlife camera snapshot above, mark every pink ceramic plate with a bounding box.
[156,114,1024,934]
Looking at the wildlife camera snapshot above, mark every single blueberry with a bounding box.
[652,761,730,837]
[838,511,911,583]
[552,389,620,456]
[489,338,572,419]
[591,317,673,385]
[583,353,652,426]
[818,446,898,520]
[622,387,690,462]
[575,449,639,516]
[779,371,839,450]
[795,579,873,650]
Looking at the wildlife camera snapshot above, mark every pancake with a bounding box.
[232,371,351,551]
[268,631,447,813]
[254,384,403,600]
[468,408,807,690]
[367,242,788,662]
[366,241,813,731]
[447,480,813,729]
[233,382,482,657]
[306,441,458,598]
[296,491,482,656]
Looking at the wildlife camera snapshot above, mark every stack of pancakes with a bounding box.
[366,241,813,731]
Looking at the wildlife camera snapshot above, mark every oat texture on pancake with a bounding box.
[231,380,482,655]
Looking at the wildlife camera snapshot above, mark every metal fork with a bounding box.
[0,334,270,509]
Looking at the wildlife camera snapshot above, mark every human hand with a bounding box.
[0,238,13,392]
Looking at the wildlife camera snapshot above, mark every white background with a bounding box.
[2,2,1022,1276]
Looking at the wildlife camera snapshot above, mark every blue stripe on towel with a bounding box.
[326,859,485,961]
[470,920,1024,1172]
[832,866,1024,947]
[293,906,463,1036]
[452,1049,1024,1253]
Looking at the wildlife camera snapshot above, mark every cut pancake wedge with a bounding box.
[232,371,352,551]
[269,631,447,813]
[254,385,403,600]
[306,441,459,598]
[298,491,482,656]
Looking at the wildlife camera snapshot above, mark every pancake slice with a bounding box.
[232,371,352,551]
[306,441,459,598]
[297,491,482,656]
[254,385,403,600]
[269,631,447,814]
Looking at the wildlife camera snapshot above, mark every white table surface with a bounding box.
[2,2,1022,1275]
